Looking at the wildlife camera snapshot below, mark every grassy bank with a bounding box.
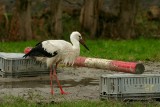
[0,37,160,61]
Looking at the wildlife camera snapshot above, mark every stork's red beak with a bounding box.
[79,39,89,51]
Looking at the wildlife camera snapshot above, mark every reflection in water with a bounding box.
[0,78,98,88]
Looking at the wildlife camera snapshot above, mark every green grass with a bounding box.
[0,40,37,53]
[0,37,160,61]
[81,37,160,61]
[0,96,159,107]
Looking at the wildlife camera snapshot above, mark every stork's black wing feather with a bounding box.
[23,43,57,58]
[35,41,42,46]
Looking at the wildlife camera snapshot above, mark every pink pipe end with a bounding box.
[24,47,32,54]
[110,61,144,74]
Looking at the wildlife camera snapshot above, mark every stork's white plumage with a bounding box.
[23,31,89,95]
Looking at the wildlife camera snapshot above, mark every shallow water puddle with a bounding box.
[0,78,99,88]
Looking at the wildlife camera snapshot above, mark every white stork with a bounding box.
[23,31,89,95]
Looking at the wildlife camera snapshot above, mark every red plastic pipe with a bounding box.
[74,57,144,74]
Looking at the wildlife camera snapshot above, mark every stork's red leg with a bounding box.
[50,66,54,95]
[53,63,69,95]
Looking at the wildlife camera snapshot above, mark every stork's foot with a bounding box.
[60,90,70,95]
[50,89,54,95]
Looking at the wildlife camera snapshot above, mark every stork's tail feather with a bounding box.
[23,53,30,58]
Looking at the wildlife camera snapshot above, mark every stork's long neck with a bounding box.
[71,38,80,49]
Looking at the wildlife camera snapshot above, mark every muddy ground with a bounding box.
[0,62,160,103]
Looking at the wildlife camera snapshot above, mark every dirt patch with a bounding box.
[0,62,159,102]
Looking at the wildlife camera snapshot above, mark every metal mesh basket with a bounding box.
[0,52,49,77]
[100,73,160,101]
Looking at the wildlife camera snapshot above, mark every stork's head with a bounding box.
[70,31,89,51]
